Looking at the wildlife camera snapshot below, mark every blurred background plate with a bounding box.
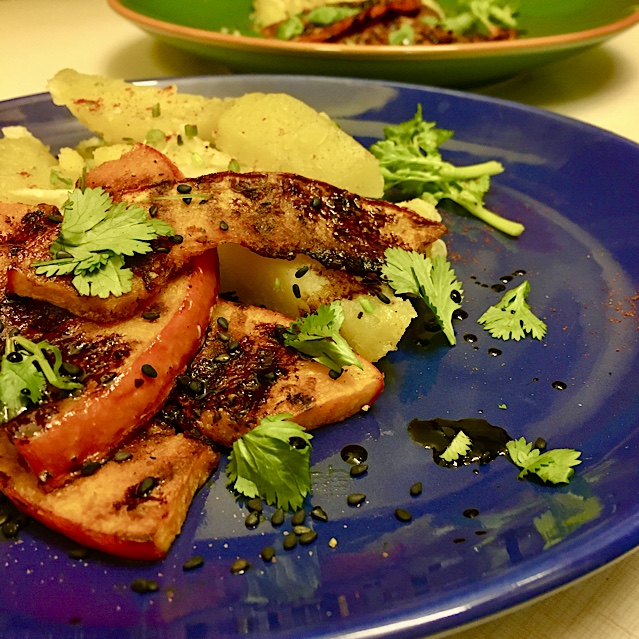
[108,0,639,87]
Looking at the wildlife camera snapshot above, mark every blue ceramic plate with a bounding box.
[1,76,638,639]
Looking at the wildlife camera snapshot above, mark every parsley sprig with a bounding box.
[0,335,83,424]
[369,105,524,237]
[477,280,547,341]
[226,414,313,511]
[32,187,174,298]
[382,248,463,345]
[507,437,581,484]
[283,301,362,374]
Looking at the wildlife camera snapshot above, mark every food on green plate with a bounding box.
[254,0,518,45]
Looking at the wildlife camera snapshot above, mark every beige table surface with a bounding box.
[2,1,639,637]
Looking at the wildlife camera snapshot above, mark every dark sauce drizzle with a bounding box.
[408,417,512,467]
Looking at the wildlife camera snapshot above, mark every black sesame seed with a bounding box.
[155,246,170,253]
[67,547,89,560]
[217,317,229,330]
[230,558,251,574]
[182,198,192,205]
[293,525,311,535]
[55,250,73,260]
[148,205,159,218]
[61,361,82,378]
[292,284,301,299]
[450,290,462,304]
[260,546,276,562]
[534,437,547,450]
[80,461,101,476]
[130,578,159,594]
[395,508,412,522]
[20,388,30,396]
[310,196,322,210]
[328,369,343,380]
[136,476,158,498]
[6,352,23,363]
[295,265,309,278]
[247,498,263,513]
[228,340,240,352]
[282,534,298,550]
[169,234,184,244]
[291,509,306,526]
[299,530,318,545]
[142,312,160,321]
[310,506,329,522]
[377,292,391,304]
[245,511,260,529]
[113,451,132,463]
[46,212,63,224]
[189,379,204,394]
[177,184,192,194]
[182,555,204,571]
[219,220,229,231]
[214,353,231,363]
[141,364,157,378]
[409,482,423,497]
[217,332,230,342]
[271,508,285,527]
[350,463,368,477]
[347,493,366,506]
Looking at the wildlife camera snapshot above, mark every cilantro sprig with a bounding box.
[226,414,313,511]
[369,105,524,237]
[507,437,581,484]
[32,187,174,298]
[382,248,463,345]
[477,280,547,341]
[0,335,83,424]
[440,430,472,462]
[283,301,362,374]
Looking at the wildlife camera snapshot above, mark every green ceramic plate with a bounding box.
[108,0,639,87]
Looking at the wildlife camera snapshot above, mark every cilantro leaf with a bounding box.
[477,280,547,341]
[226,414,313,511]
[283,301,362,373]
[382,248,463,345]
[306,5,360,25]
[506,437,581,484]
[440,0,518,36]
[440,430,472,462]
[369,105,524,237]
[32,187,174,298]
[0,335,82,424]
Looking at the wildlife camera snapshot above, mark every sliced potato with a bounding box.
[218,244,415,361]
[47,68,229,144]
[214,92,384,197]
[0,127,57,201]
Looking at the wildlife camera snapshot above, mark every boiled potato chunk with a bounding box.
[218,244,415,362]
[0,127,58,202]
[47,68,229,144]
[214,93,385,198]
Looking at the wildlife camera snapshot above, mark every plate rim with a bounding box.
[2,73,639,639]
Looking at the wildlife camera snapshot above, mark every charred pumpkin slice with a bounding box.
[157,299,385,448]
[0,423,218,561]
[3,250,219,489]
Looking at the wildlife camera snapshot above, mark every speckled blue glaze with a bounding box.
[0,76,638,639]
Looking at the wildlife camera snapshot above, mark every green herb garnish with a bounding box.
[226,414,313,511]
[440,430,472,462]
[32,187,174,298]
[369,105,524,237]
[306,5,360,25]
[0,335,82,423]
[283,301,362,374]
[477,280,547,341]
[276,15,305,39]
[388,23,415,45]
[507,437,581,484]
[382,248,463,345]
